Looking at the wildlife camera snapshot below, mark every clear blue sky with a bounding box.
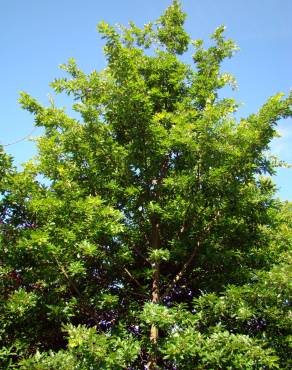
[1,0,291,199]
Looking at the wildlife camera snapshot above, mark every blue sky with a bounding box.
[1,0,291,199]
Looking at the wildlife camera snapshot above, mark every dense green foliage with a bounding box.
[1,1,291,368]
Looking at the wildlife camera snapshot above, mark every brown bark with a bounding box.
[147,158,169,369]
[147,261,160,370]
[150,262,160,342]
[147,219,160,369]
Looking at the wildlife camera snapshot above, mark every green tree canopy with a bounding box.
[1,1,291,368]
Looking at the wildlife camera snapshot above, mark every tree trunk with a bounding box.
[150,262,160,341]
[147,262,160,369]
[147,220,160,369]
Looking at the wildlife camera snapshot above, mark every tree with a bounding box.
[1,1,291,368]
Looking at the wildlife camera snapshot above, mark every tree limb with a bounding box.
[124,266,145,290]
[161,210,221,299]
[52,254,81,297]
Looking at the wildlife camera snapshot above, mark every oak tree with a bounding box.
[1,1,291,368]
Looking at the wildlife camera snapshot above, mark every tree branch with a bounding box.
[52,254,81,297]
[124,266,145,290]
[161,210,221,300]
[133,245,151,265]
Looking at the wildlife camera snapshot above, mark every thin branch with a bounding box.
[130,291,149,299]
[2,127,38,147]
[124,267,144,290]
[52,254,81,297]
[161,210,221,300]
